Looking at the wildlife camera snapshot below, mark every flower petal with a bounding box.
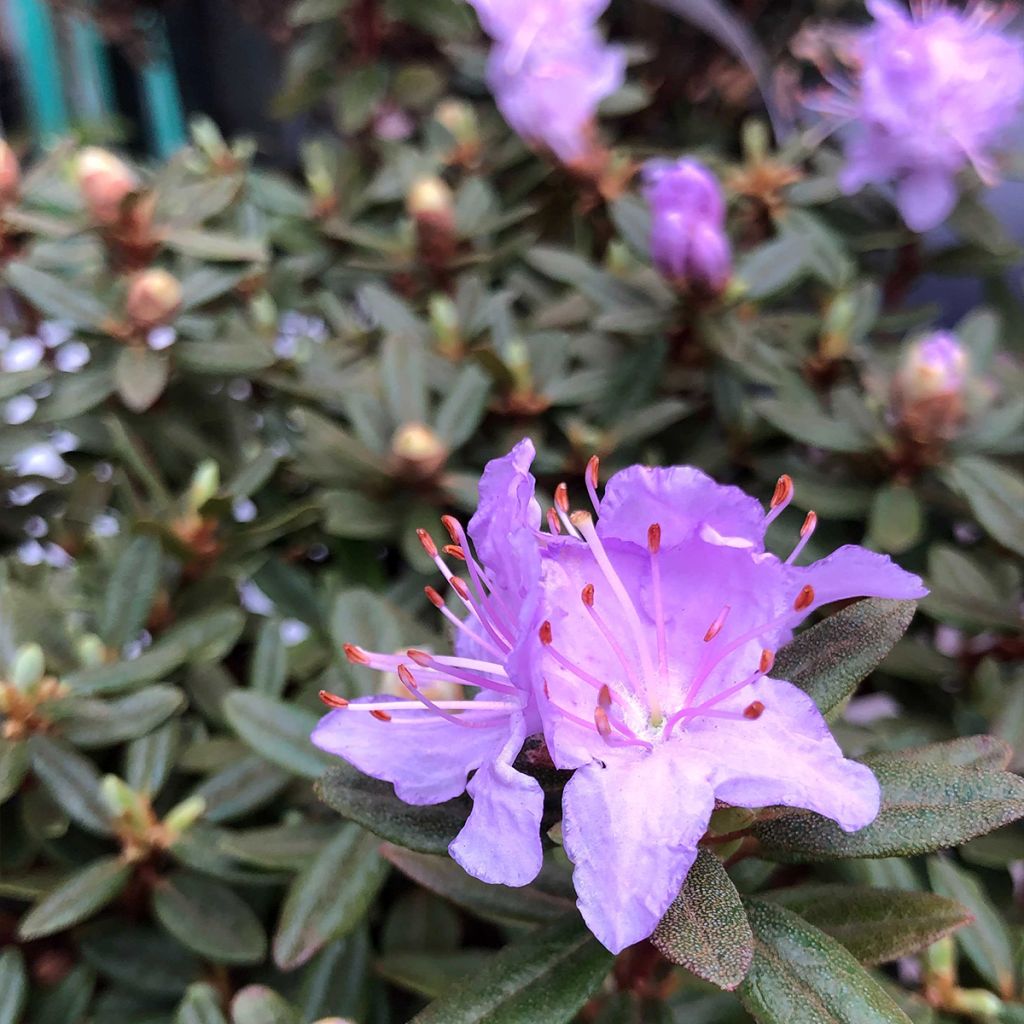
[787,544,927,612]
[597,465,767,550]
[449,712,545,886]
[896,169,958,233]
[562,746,714,952]
[311,698,509,805]
[683,676,881,831]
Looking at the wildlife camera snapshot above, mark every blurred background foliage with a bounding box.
[0,0,1022,1022]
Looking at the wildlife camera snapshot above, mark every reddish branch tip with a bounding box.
[424,585,445,608]
[370,709,392,722]
[407,649,432,667]
[319,690,349,708]
[554,482,570,513]
[343,643,369,665]
[440,515,460,542]
[743,701,765,720]
[443,544,466,561]
[770,474,793,509]
[594,705,612,737]
[539,620,553,645]
[586,455,600,489]
[793,584,815,611]
[800,511,818,536]
[416,528,437,558]
[581,583,595,607]
[759,649,775,674]
[647,523,661,554]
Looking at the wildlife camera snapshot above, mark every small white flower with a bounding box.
[10,443,68,480]
[281,619,311,647]
[1,337,45,372]
[232,497,257,523]
[55,341,91,372]
[4,395,37,425]
[147,326,177,351]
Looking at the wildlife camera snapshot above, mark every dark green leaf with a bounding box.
[99,535,163,648]
[28,735,112,835]
[377,950,493,1000]
[249,620,288,697]
[223,691,329,779]
[381,844,571,926]
[273,823,388,969]
[176,982,229,1024]
[0,737,30,803]
[230,985,300,1024]
[866,485,923,554]
[738,898,913,1024]
[766,885,971,964]
[161,227,268,262]
[774,599,918,718]
[941,457,1024,557]
[115,348,171,413]
[410,913,612,1024]
[152,870,267,965]
[192,754,292,823]
[651,850,753,990]
[80,924,203,996]
[18,858,131,940]
[0,947,28,1024]
[4,262,109,326]
[60,685,184,748]
[317,762,470,854]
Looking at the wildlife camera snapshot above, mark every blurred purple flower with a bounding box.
[898,331,969,401]
[524,460,926,952]
[643,158,732,290]
[313,440,547,887]
[467,0,625,163]
[823,0,1024,231]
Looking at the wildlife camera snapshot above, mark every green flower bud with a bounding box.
[188,460,221,511]
[11,644,45,691]
[164,795,206,836]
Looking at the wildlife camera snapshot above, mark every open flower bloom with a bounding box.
[522,459,927,952]
[818,0,1024,232]
[468,0,625,163]
[312,441,547,886]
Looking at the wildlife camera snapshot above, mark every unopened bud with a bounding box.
[408,177,456,271]
[820,291,857,361]
[947,987,1003,1019]
[77,147,138,225]
[925,936,957,987]
[898,332,968,404]
[125,269,182,329]
[429,294,461,357]
[407,176,454,222]
[188,460,220,511]
[390,423,448,482]
[163,795,206,835]
[11,644,45,691]
[435,99,480,153]
[101,774,148,831]
[0,140,20,207]
[76,634,107,669]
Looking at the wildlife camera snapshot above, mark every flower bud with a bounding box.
[187,459,221,511]
[435,99,481,162]
[947,987,1003,1019]
[163,795,206,835]
[407,176,455,227]
[428,294,461,357]
[390,423,448,482]
[898,332,968,404]
[124,269,182,329]
[76,634,108,669]
[643,158,732,294]
[77,147,138,225]
[100,774,149,832]
[11,643,45,691]
[0,140,20,207]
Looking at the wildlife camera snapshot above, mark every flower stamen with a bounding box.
[765,474,793,525]
[785,511,817,565]
[585,455,601,514]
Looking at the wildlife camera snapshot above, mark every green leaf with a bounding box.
[0,947,28,1024]
[80,924,203,996]
[766,885,971,965]
[317,762,470,854]
[60,685,184,748]
[249,620,288,697]
[433,365,491,448]
[409,913,613,1024]
[926,857,1016,998]
[115,347,171,413]
[98,535,163,648]
[381,844,571,926]
[161,227,268,262]
[651,850,753,990]
[192,754,292,823]
[273,823,388,969]
[774,599,918,718]
[223,691,329,779]
[377,950,493,1000]
[64,608,245,695]
[230,985,301,1024]
[757,398,874,453]
[0,736,30,803]
[29,963,95,1024]
[18,857,131,939]
[756,741,1024,861]
[124,720,180,797]
[941,456,1024,557]
[176,982,229,1024]
[28,735,112,835]
[4,262,109,326]
[738,898,913,1024]
[866,485,923,554]
[152,870,267,965]
[175,339,276,375]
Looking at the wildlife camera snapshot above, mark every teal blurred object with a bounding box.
[5,0,187,155]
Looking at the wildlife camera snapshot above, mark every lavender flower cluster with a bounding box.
[314,441,926,952]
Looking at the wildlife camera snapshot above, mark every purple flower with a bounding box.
[467,0,625,163]
[823,0,1024,232]
[898,331,969,402]
[643,158,732,291]
[312,440,547,886]
[524,460,926,952]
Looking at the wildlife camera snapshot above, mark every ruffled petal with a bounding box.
[449,712,545,886]
[597,465,767,550]
[682,676,881,831]
[787,544,927,613]
[311,697,508,805]
[562,746,715,952]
